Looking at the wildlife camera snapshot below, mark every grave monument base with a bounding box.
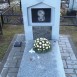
[17,40,66,77]
[19,0,65,77]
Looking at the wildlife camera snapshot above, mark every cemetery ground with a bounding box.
[0,25,77,77]
[0,25,77,61]
[0,25,24,61]
[60,26,77,51]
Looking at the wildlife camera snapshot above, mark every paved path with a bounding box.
[0,34,77,77]
[1,34,25,77]
[59,35,77,77]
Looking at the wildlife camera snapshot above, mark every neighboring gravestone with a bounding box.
[17,0,66,77]
[69,0,77,11]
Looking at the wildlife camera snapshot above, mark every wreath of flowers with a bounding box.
[33,38,51,53]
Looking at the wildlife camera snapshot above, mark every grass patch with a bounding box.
[0,24,24,61]
[0,25,77,61]
[60,26,77,48]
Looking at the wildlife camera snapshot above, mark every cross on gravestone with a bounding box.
[21,0,60,41]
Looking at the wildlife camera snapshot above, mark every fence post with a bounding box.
[20,0,21,10]
[76,12,77,26]
[1,14,4,27]
[0,22,3,35]
[8,0,10,6]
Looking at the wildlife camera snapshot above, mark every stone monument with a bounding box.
[17,0,66,77]
[21,0,61,40]
[69,0,77,11]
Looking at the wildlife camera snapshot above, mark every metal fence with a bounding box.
[0,0,77,27]
[0,2,23,26]
[2,14,23,25]
[60,16,77,26]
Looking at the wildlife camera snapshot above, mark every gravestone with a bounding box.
[21,0,60,40]
[17,0,66,77]
[69,0,77,11]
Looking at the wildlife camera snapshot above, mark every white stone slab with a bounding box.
[0,75,1,77]
[17,41,66,77]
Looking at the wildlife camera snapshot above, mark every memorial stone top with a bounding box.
[21,0,61,41]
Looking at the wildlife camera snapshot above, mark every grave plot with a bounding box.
[0,1,77,77]
[17,0,66,77]
[0,34,77,77]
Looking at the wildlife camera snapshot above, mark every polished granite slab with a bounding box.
[17,40,66,77]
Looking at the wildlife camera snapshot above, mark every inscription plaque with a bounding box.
[31,8,51,23]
